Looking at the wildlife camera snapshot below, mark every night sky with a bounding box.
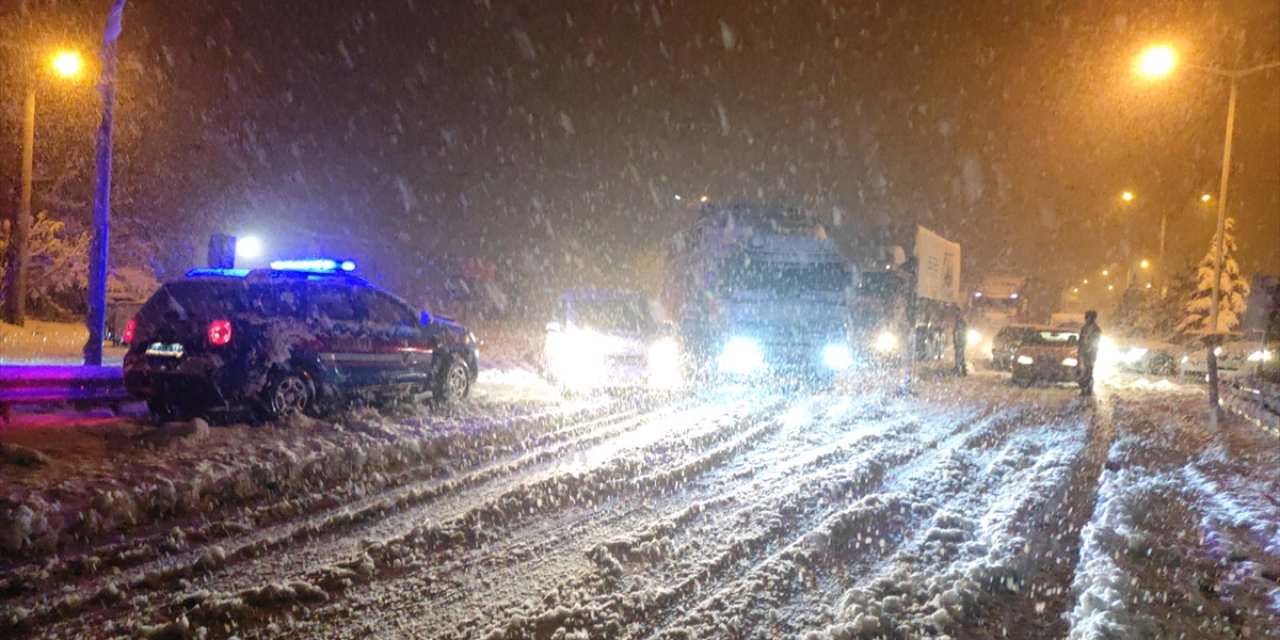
[2,0,1278,299]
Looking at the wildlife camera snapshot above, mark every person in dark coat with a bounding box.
[953,309,968,376]
[1078,310,1102,396]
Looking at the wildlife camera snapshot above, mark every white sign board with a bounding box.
[915,225,961,305]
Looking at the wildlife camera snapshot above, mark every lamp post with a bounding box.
[1,49,84,327]
[83,0,128,366]
[1136,44,1280,417]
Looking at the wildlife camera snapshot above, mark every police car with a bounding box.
[123,259,478,422]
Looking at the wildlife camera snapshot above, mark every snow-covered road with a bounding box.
[2,369,1277,639]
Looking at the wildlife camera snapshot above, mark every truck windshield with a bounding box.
[571,298,654,333]
[723,257,848,296]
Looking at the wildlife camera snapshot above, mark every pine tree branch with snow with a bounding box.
[1175,218,1250,334]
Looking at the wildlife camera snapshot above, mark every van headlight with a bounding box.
[546,330,607,386]
[874,331,899,354]
[1016,355,1034,365]
[822,343,854,370]
[719,337,763,374]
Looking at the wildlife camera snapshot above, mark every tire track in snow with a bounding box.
[58,394,790,638]
[3,398,668,636]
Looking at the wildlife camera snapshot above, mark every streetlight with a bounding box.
[1140,259,1150,269]
[1136,43,1280,417]
[1120,191,1135,202]
[1,48,86,327]
[1200,194,1212,203]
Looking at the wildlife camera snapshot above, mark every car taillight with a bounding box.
[208,319,233,346]
[123,318,136,344]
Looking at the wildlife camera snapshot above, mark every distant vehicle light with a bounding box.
[1016,355,1034,365]
[973,292,983,298]
[1213,346,1223,356]
[270,258,357,273]
[1247,350,1272,362]
[822,344,854,370]
[1062,357,1079,367]
[1181,355,1189,363]
[966,329,981,345]
[874,331,899,354]
[123,318,136,344]
[208,319,233,346]
[720,337,763,374]
[1009,293,1019,299]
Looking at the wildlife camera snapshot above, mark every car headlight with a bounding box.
[1016,355,1034,365]
[822,343,854,370]
[1062,357,1079,367]
[719,337,763,374]
[1122,347,1148,364]
[546,329,608,386]
[648,337,682,388]
[1248,349,1274,362]
[874,331,899,354]
[966,329,981,345]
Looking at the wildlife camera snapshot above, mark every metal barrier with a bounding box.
[0,365,133,423]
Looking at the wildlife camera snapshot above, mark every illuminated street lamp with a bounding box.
[1140,259,1150,270]
[1136,43,1280,417]
[1135,44,1178,79]
[1200,194,1211,203]
[2,49,87,327]
[1120,191,1135,202]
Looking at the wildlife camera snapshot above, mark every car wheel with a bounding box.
[432,356,471,406]
[1148,353,1175,376]
[261,370,313,420]
[147,399,181,423]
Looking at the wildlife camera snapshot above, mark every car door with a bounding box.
[306,282,379,388]
[358,288,432,385]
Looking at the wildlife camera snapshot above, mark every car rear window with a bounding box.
[140,281,246,322]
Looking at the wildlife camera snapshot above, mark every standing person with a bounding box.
[953,308,968,376]
[1078,310,1102,396]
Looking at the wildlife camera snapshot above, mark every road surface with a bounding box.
[1,370,1277,639]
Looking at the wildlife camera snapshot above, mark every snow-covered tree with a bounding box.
[1176,218,1250,334]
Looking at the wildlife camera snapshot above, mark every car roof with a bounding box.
[181,268,372,287]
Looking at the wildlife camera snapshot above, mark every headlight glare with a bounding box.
[822,343,854,370]
[1016,355,1034,365]
[874,331,899,353]
[1062,357,1079,367]
[719,337,764,374]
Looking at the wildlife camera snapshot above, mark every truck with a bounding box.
[662,203,854,381]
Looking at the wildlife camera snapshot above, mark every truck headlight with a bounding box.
[1062,357,1079,367]
[1016,355,1034,365]
[822,343,854,370]
[873,331,899,354]
[720,337,763,374]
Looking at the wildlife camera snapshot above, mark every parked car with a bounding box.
[124,261,478,422]
[1011,328,1080,386]
[543,289,681,392]
[992,324,1051,370]
[1117,334,1190,376]
[1180,336,1266,379]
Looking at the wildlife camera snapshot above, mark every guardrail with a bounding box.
[0,365,133,424]
[1223,376,1280,434]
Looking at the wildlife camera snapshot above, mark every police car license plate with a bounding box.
[145,342,185,358]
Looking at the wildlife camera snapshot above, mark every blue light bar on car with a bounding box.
[269,259,357,273]
[185,268,250,278]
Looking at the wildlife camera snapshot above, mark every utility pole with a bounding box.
[84,0,127,366]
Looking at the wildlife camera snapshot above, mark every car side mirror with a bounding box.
[420,310,433,326]
[546,321,562,333]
